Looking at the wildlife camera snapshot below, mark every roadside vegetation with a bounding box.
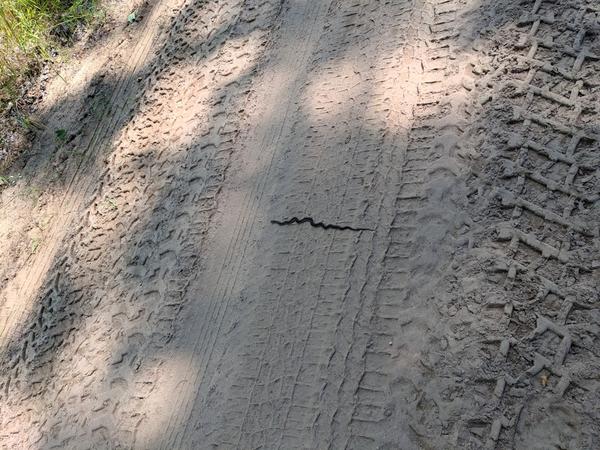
[0,0,101,173]
[0,0,100,105]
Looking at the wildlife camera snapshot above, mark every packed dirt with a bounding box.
[1,0,600,448]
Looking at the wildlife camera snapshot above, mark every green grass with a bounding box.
[0,0,100,104]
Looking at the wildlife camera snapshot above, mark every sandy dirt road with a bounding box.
[1,0,600,448]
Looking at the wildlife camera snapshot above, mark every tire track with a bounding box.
[3,0,600,447]
[0,0,177,348]
[428,0,600,447]
[185,0,430,448]
[153,1,337,448]
[0,0,282,447]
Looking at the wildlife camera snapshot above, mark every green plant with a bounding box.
[30,236,40,254]
[0,173,20,186]
[54,127,66,143]
[104,195,117,210]
[127,10,136,24]
[0,0,100,105]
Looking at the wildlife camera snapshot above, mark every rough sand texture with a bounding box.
[1,0,600,448]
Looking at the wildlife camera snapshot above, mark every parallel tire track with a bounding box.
[2,0,600,448]
[430,0,600,448]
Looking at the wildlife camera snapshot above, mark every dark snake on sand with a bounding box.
[270,216,373,232]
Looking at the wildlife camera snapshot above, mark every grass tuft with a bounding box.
[0,0,100,104]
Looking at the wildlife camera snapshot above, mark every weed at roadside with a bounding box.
[0,0,102,106]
